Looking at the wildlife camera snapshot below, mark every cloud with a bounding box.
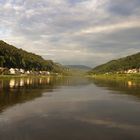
[107,0,140,16]
[0,0,140,67]
[77,20,140,35]
[75,117,140,131]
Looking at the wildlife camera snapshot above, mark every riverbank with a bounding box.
[88,73,140,82]
[0,74,63,79]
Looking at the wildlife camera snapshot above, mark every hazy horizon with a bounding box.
[0,0,140,67]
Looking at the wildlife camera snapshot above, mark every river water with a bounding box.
[0,76,140,140]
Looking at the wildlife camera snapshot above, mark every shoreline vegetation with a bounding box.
[0,74,65,79]
[87,73,140,82]
[88,52,140,74]
[0,40,69,75]
[1,73,140,82]
[87,52,140,82]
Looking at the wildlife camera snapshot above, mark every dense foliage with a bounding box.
[89,52,140,74]
[0,40,65,72]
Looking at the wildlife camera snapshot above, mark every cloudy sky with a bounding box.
[0,0,140,67]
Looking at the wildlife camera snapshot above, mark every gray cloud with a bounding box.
[107,0,140,16]
[0,0,140,67]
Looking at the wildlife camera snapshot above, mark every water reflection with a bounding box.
[9,79,15,88]
[0,77,90,90]
[89,78,140,99]
[3,77,53,89]
[0,77,54,112]
[0,77,140,140]
[0,77,90,113]
[127,80,139,88]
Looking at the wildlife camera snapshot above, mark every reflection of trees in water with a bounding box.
[0,77,90,89]
[89,78,140,99]
[0,77,55,112]
[0,77,90,112]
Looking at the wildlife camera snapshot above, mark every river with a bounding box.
[0,76,140,140]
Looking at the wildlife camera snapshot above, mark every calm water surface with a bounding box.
[0,77,140,140]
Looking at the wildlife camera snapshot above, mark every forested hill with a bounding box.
[0,40,64,72]
[89,52,140,74]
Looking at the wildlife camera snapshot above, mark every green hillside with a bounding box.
[89,52,140,74]
[0,40,65,73]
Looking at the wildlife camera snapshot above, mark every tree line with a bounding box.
[89,52,140,74]
[0,40,65,73]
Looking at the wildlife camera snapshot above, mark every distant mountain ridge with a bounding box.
[0,40,64,72]
[65,65,92,71]
[89,52,140,74]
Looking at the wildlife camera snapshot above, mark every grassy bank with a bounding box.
[88,73,140,82]
[0,75,27,79]
[0,74,55,79]
[0,73,71,79]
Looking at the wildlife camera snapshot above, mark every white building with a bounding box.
[127,69,137,74]
[9,68,16,74]
[46,71,50,75]
[20,69,25,74]
[26,71,30,74]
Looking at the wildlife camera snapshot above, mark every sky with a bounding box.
[0,0,140,67]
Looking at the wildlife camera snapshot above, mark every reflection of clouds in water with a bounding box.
[74,117,140,131]
[0,117,9,123]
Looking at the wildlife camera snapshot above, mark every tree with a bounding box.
[0,56,5,67]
